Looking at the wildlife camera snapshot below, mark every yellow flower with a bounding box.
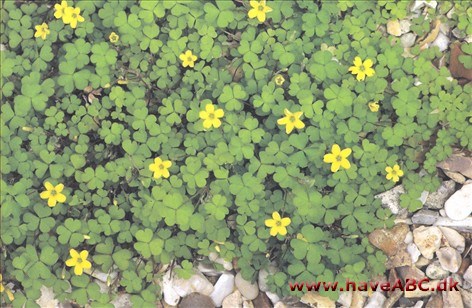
[65,249,92,276]
[348,56,375,81]
[277,109,305,134]
[248,0,273,23]
[368,102,379,112]
[323,144,352,172]
[274,74,285,86]
[199,103,224,129]
[109,32,119,43]
[54,1,69,21]
[0,274,14,301]
[385,164,404,182]
[265,211,291,237]
[149,157,172,179]
[40,182,66,207]
[34,23,50,40]
[63,6,85,29]
[179,50,198,68]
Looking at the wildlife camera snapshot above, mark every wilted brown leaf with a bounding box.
[449,42,472,81]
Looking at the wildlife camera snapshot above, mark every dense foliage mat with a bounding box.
[1,0,472,306]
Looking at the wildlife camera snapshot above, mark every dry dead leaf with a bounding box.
[418,19,441,50]
[449,42,472,82]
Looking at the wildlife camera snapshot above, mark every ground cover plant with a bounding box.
[1,0,471,306]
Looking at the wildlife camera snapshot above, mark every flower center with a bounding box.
[275,221,282,226]
[72,13,77,19]
[391,170,397,175]
[187,56,193,62]
[159,164,165,170]
[77,258,83,263]
[50,189,57,196]
[258,5,265,11]
[209,113,215,119]
[359,65,365,71]
[336,155,343,162]
[289,116,296,123]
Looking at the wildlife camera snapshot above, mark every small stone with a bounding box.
[172,271,214,297]
[434,216,472,232]
[274,302,287,308]
[460,288,472,308]
[439,227,465,253]
[301,292,335,308]
[198,262,224,277]
[437,247,462,273]
[426,261,449,280]
[222,290,243,308]
[375,185,408,217]
[425,294,443,308]
[368,223,410,256]
[252,292,272,308]
[407,243,422,264]
[350,291,367,308]
[234,272,259,301]
[180,293,215,308]
[404,231,413,244]
[445,183,472,221]
[415,256,431,268]
[387,20,402,36]
[162,271,180,306]
[400,20,411,34]
[401,33,417,48]
[210,272,235,307]
[243,299,254,308]
[444,170,466,184]
[411,209,439,225]
[413,226,442,259]
[364,291,386,308]
[425,181,456,209]
[88,270,118,283]
[265,291,280,305]
[209,252,233,271]
[111,294,132,308]
[411,0,437,12]
[431,32,450,52]
[36,286,59,308]
[443,288,464,308]
[464,266,472,284]
[398,266,427,282]
[258,265,277,292]
[404,279,437,298]
[453,28,466,39]
[337,290,352,307]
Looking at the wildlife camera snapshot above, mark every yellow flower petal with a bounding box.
[340,148,352,158]
[340,159,351,170]
[44,182,54,191]
[48,197,57,207]
[363,59,373,68]
[248,8,258,19]
[265,219,276,227]
[65,258,76,266]
[353,57,362,67]
[281,217,291,227]
[205,104,215,113]
[80,250,89,260]
[55,183,64,193]
[214,109,224,118]
[285,122,295,134]
[277,226,287,236]
[74,264,84,275]
[70,249,80,259]
[40,191,51,199]
[272,211,281,221]
[323,153,336,163]
[56,193,66,203]
[331,144,341,155]
[331,161,341,173]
